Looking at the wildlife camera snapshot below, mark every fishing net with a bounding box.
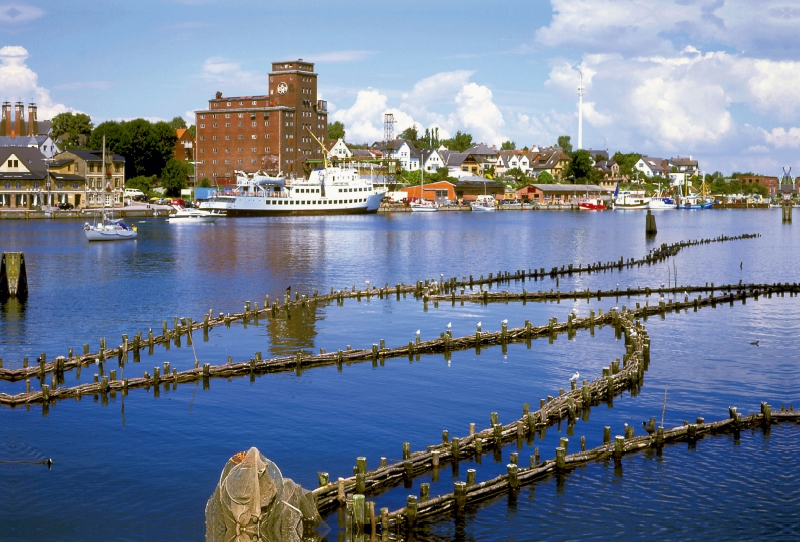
[206,447,324,542]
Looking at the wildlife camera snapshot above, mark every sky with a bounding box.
[1,0,799,175]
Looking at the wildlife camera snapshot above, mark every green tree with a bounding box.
[399,126,419,143]
[430,167,453,182]
[328,121,345,141]
[187,125,196,139]
[504,167,528,185]
[442,130,473,152]
[566,149,594,181]
[198,177,212,188]
[89,121,129,156]
[611,152,642,178]
[557,135,573,155]
[169,116,187,130]
[710,178,729,195]
[90,119,176,179]
[125,175,155,194]
[161,159,191,197]
[537,171,555,183]
[51,112,94,149]
[501,141,516,151]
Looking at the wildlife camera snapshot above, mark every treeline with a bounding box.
[51,113,193,196]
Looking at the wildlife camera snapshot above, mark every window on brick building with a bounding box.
[200,124,205,128]
[252,122,257,127]
[225,148,230,153]
[225,135,230,140]
[265,147,270,152]
[264,122,269,126]
[238,113,243,118]
[200,114,205,119]
[238,159,243,164]
[265,134,270,139]
[212,160,217,164]
[238,135,243,139]
[213,123,217,128]
[212,136,217,140]
[251,159,256,164]
[225,159,230,164]
[212,148,217,153]
[238,148,243,152]
[251,147,257,152]
[200,136,205,141]
[225,114,230,118]
[213,114,217,118]
[226,102,231,106]
[200,149,205,153]
[225,123,230,127]
[251,135,257,139]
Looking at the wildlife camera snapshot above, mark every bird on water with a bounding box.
[750,340,759,346]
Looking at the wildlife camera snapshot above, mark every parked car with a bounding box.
[133,194,149,202]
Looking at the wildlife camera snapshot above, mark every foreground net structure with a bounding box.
[205,447,325,542]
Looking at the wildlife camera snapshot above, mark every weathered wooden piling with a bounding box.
[0,252,28,300]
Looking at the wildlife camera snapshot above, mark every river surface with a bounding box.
[1,210,798,541]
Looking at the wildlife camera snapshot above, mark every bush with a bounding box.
[126,175,155,194]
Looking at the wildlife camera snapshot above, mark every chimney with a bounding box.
[1,102,10,136]
[27,103,37,136]
[13,101,25,138]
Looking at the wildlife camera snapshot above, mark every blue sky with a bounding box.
[1,1,799,175]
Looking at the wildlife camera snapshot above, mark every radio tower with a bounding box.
[577,69,585,150]
[383,113,395,185]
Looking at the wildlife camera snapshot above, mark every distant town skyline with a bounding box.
[0,0,798,175]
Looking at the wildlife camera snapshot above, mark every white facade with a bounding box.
[634,157,664,177]
[329,138,352,159]
[421,149,444,172]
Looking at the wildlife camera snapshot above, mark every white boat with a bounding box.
[612,183,649,210]
[84,214,138,241]
[83,136,138,241]
[199,129,385,217]
[410,200,438,212]
[167,206,220,223]
[647,183,677,209]
[470,200,496,212]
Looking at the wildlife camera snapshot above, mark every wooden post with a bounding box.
[555,447,566,470]
[614,435,624,458]
[466,468,476,486]
[603,426,611,444]
[402,442,411,460]
[442,429,449,444]
[508,464,520,489]
[420,482,430,502]
[560,437,569,454]
[490,412,498,426]
[354,494,366,530]
[451,437,460,460]
[454,481,467,511]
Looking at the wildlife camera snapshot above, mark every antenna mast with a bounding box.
[383,113,395,185]
[577,69,585,150]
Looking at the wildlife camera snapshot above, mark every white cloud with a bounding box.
[0,4,44,25]
[760,127,800,149]
[301,50,376,63]
[330,89,416,144]
[0,45,69,119]
[331,71,508,146]
[536,0,800,57]
[448,83,507,145]
[199,56,263,88]
[582,102,612,127]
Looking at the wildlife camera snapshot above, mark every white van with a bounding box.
[124,188,145,199]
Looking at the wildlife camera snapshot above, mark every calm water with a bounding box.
[1,210,799,541]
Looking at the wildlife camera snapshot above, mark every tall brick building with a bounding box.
[195,59,328,182]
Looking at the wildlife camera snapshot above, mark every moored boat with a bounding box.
[409,200,438,212]
[84,214,138,241]
[167,206,220,223]
[578,199,606,211]
[199,129,385,217]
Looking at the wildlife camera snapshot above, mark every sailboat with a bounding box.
[83,136,138,241]
[409,161,438,212]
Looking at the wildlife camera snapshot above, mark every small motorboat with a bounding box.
[167,206,220,223]
[409,199,438,212]
[578,199,606,211]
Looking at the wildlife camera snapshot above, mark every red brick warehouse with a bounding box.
[195,59,328,183]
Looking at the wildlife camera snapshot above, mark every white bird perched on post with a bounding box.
[570,371,580,382]
[415,329,420,336]
[571,307,578,315]
[611,306,619,312]
[477,321,482,328]
[501,319,508,325]
[446,322,452,330]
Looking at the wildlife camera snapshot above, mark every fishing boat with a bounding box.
[648,183,677,210]
[199,129,385,217]
[612,183,649,210]
[167,206,220,223]
[83,136,138,241]
[677,176,713,209]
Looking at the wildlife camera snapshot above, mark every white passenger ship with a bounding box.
[199,129,385,217]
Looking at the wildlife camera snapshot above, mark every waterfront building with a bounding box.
[329,138,352,159]
[516,183,610,203]
[734,175,778,196]
[530,147,571,179]
[50,149,126,209]
[453,176,506,201]
[195,59,328,182]
[174,128,194,163]
[372,139,420,171]
[633,156,666,178]
[401,180,455,203]
[0,147,84,208]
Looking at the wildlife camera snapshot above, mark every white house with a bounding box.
[634,156,665,177]
[420,148,444,172]
[328,138,352,159]
[373,139,420,171]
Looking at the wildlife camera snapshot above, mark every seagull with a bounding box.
[501,319,508,325]
[611,306,619,312]
[569,371,580,382]
[286,286,291,295]
[571,307,578,315]
[642,421,656,435]
[477,321,482,328]
[365,280,370,286]
[750,340,759,346]
[661,282,665,288]
[415,329,420,336]
[658,296,665,303]
[683,291,688,296]
[446,322,452,330]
